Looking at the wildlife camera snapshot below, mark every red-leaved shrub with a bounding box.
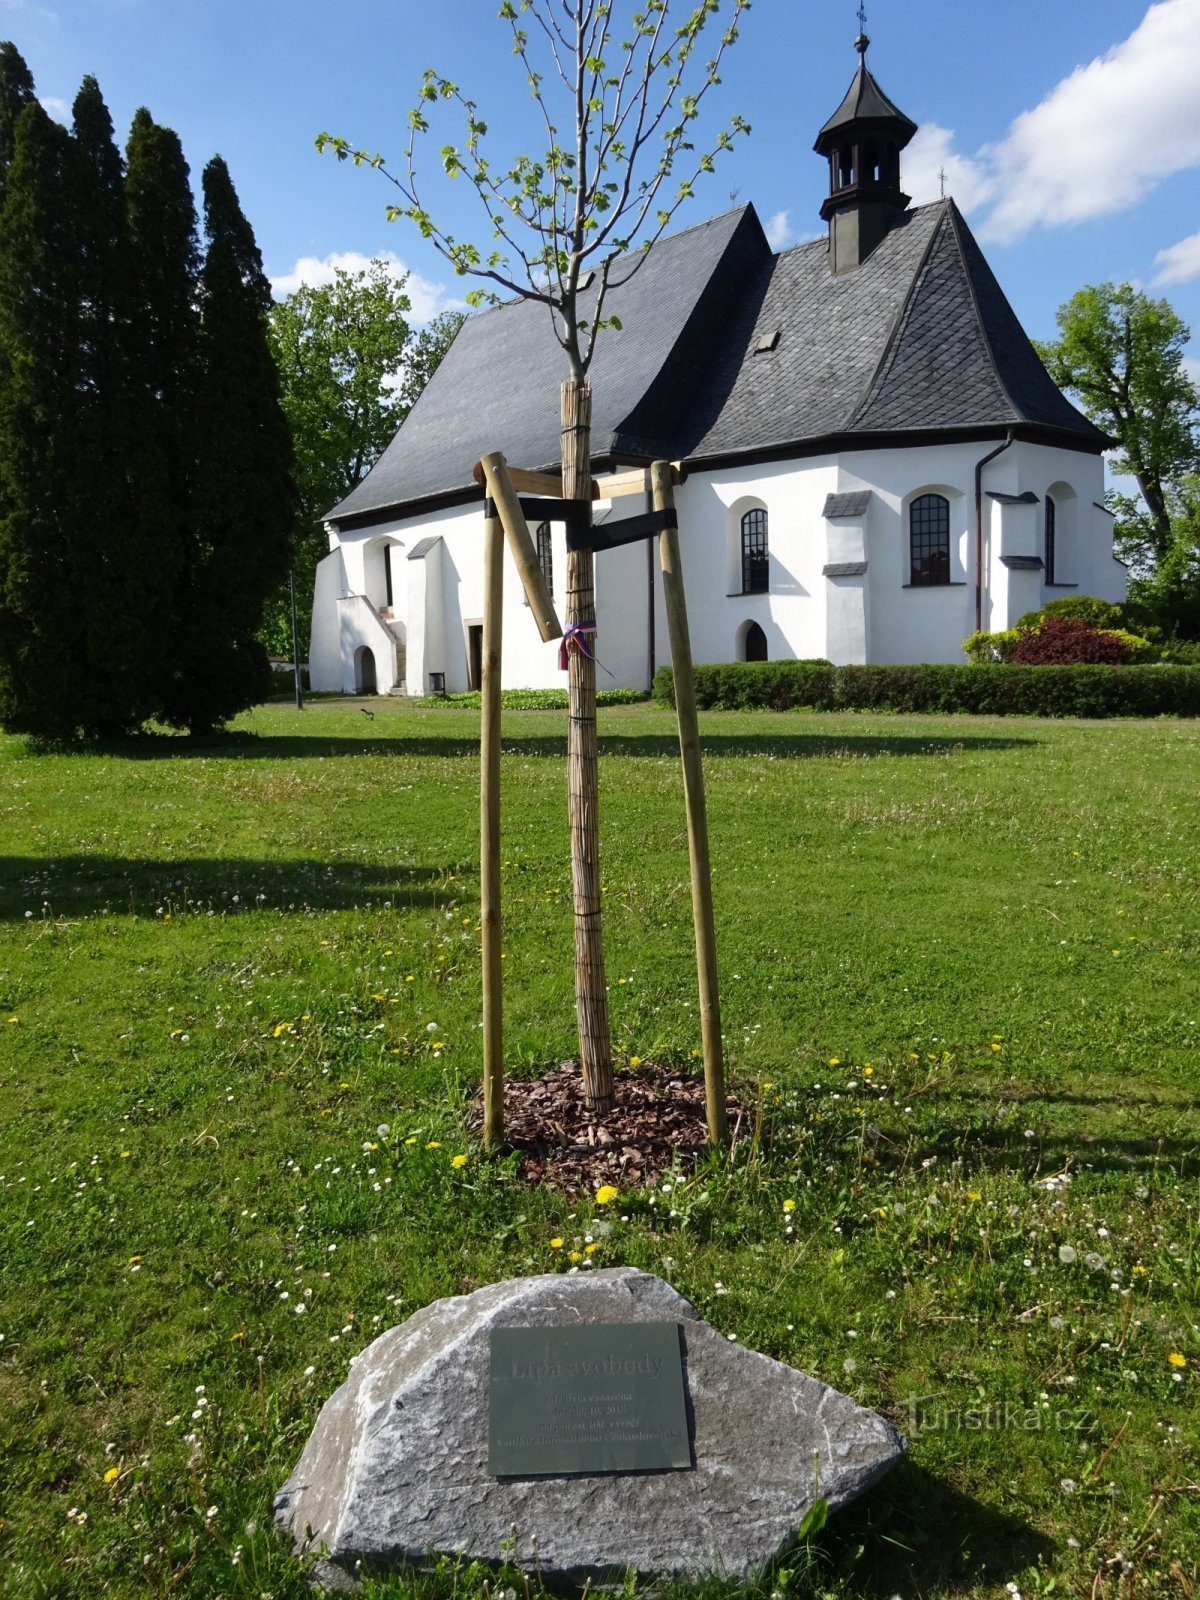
[1012,616,1133,665]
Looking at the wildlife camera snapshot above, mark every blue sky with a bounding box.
[10,0,1200,379]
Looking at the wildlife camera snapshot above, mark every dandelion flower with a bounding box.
[549,1238,564,1250]
[1167,1352,1187,1368]
[595,1185,619,1205]
[782,1199,796,1212]
[104,1466,120,1484]
[629,1056,642,1067]
[450,1154,468,1170]
[426,1141,441,1149]
[1058,1244,1078,1264]
[568,1251,582,1263]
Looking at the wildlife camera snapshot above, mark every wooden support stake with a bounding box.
[472,461,598,501]
[652,459,727,1145]
[593,463,687,501]
[480,506,504,1149]
[478,451,562,643]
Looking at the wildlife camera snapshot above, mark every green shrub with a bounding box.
[655,660,1200,717]
[963,627,1022,663]
[1157,638,1200,665]
[1016,594,1127,631]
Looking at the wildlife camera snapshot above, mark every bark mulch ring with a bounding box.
[469,1061,749,1198]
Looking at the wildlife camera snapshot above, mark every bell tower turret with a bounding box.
[814,25,917,274]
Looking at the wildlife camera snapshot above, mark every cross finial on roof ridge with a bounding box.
[855,3,869,54]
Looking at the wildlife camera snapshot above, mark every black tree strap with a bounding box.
[567,508,678,552]
[483,495,677,553]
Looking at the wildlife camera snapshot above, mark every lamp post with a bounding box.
[289,569,304,710]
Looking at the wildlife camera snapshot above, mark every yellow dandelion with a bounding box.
[404,1136,417,1146]
[127,1255,142,1264]
[782,1199,796,1212]
[595,1185,619,1205]
[426,1140,442,1149]
[828,1057,840,1066]
[967,1191,982,1201]
[569,1251,583,1263]
[585,1242,599,1254]
[119,1151,131,1159]
[450,1154,468,1169]
[6,1015,17,1024]
[549,1237,564,1250]
[1167,1351,1187,1368]
[863,1065,873,1076]
[104,1466,120,1484]
[230,1331,245,1342]
[273,1022,291,1038]
[629,1055,642,1067]
[1132,1264,1147,1276]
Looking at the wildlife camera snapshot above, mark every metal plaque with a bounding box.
[488,1322,691,1478]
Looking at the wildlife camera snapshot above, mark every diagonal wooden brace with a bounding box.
[477,451,562,643]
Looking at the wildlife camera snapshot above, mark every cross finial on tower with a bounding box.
[938,165,947,199]
[855,4,870,55]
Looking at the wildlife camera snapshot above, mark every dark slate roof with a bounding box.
[823,561,869,577]
[815,52,917,145]
[327,206,765,523]
[407,536,440,560]
[1000,555,1044,570]
[328,198,1108,528]
[822,490,873,518]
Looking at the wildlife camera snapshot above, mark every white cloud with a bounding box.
[903,2,1200,245]
[38,95,68,121]
[269,249,461,321]
[1183,355,1200,387]
[1153,230,1200,285]
[903,122,996,212]
[765,209,792,249]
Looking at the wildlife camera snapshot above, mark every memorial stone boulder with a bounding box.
[275,1267,904,1589]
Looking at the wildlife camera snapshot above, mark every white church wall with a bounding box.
[663,458,837,670]
[312,437,1123,691]
[308,550,346,690]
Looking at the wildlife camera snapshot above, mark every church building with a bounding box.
[308,33,1125,697]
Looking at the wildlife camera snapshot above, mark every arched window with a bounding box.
[743,622,768,661]
[909,493,950,586]
[1044,495,1056,584]
[741,508,769,594]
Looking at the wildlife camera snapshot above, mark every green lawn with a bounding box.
[1,700,1197,1599]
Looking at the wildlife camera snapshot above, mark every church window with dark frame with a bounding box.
[741,508,769,594]
[536,521,553,592]
[909,493,951,586]
[1044,495,1056,583]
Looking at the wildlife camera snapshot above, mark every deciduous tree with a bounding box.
[264,260,463,652]
[321,0,750,1109]
[1036,283,1200,632]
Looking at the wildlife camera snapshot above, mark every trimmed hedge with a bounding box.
[651,661,1200,718]
[414,687,648,710]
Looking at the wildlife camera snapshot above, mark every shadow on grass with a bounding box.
[865,1110,1200,1179]
[810,1458,1056,1596]
[0,855,454,921]
[47,730,1038,762]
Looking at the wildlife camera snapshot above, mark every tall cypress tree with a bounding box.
[160,156,293,732]
[0,42,35,201]
[70,78,148,734]
[124,108,198,728]
[0,102,87,738]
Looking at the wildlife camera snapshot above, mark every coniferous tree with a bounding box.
[0,102,88,738]
[0,42,34,201]
[70,78,149,733]
[159,156,293,731]
[123,108,198,723]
